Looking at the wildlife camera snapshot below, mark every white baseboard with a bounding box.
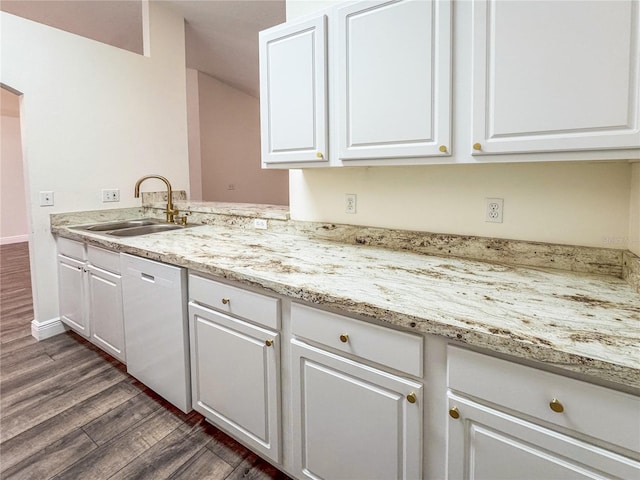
[31,317,67,341]
[1,234,29,245]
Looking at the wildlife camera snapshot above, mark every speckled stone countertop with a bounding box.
[51,208,640,391]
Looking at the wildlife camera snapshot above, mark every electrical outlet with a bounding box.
[39,191,54,206]
[345,193,357,214]
[254,218,268,230]
[485,198,504,223]
[102,189,120,202]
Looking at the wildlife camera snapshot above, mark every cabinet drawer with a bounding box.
[447,346,640,454]
[291,303,423,377]
[189,274,280,330]
[57,237,85,260]
[87,245,120,274]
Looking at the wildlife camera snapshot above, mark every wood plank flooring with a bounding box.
[0,242,292,480]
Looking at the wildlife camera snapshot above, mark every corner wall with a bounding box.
[630,163,640,256]
[1,1,190,328]
[197,72,289,205]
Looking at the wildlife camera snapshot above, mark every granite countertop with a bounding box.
[52,209,640,391]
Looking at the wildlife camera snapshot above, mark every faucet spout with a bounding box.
[134,175,178,223]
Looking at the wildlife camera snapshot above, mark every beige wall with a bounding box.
[630,163,640,256]
[1,1,190,326]
[197,71,288,205]
[0,89,29,244]
[186,68,203,201]
[286,0,637,251]
[290,163,632,249]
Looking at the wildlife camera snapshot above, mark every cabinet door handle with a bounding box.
[316,152,324,159]
[439,145,448,153]
[473,142,482,151]
[265,339,273,347]
[77,266,82,271]
[221,298,230,305]
[449,407,460,419]
[549,398,564,413]
[406,392,417,404]
[339,334,349,343]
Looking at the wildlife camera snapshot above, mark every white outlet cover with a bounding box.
[485,197,504,223]
[345,193,357,214]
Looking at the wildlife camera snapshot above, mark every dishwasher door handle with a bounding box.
[141,272,155,282]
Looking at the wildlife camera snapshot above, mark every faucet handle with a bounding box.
[174,212,189,226]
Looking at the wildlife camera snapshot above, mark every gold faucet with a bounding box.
[134,175,179,223]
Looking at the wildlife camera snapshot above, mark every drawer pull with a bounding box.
[406,392,417,404]
[339,334,349,343]
[549,398,564,413]
[449,407,460,419]
[221,298,230,305]
[265,339,273,347]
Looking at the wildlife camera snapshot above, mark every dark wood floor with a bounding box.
[0,242,291,480]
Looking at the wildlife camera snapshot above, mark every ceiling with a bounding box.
[0,0,286,98]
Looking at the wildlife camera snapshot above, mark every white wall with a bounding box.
[0,89,29,244]
[286,0,637,251]
[197,71,289,205]
[1,1,190,327]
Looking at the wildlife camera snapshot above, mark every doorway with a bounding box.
[0,86,34,341]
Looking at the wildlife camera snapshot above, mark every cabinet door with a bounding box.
[447,394,640,480]
[87,265,125,363]
[291,339,422,480]
[471,0,640,155]
[190,303,280,462]
[259,15,328,165]
[336,0,452,161]
[57,254,88,338]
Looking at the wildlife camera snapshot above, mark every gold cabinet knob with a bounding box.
[549,398,564,413]
[339,334,349,343]
[473,143,482,151]
[221,298,230,305]
[265,339,273,347]
[316,152,324,159]
[449,407,460,419]
[439,145,447,153]
[406,392,417,404]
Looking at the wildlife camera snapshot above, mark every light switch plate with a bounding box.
[39,191,54,206]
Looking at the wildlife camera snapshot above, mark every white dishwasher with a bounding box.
[121,253,191,412]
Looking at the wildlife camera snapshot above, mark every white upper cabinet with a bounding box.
[259,15,329,166]
[336,0,452,161]
[471,0,640,155]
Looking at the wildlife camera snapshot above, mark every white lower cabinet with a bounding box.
[447,346,640,480]
[86,262,125,362]
[58,252,89,337]
[188,274,282,463]
[291,339,422,480]
[447,394,640,480]
[57,238,125,362]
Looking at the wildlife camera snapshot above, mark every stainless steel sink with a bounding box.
[83,219,160,231]
[74,218,194,237]
[107,223,186,236]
